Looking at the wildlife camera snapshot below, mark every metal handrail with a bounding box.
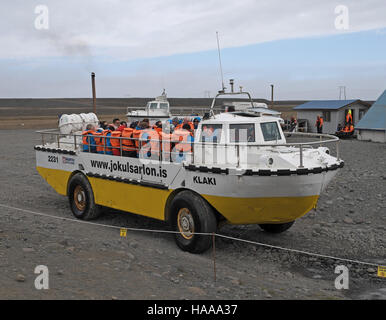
[35,129,338,147]
[36,129,341,168]
[209,91,254,117]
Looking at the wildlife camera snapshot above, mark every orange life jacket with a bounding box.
[139,129,160,159]
[95,130,112,153]
[176,122,194,131]
[172,129,192,152]
[132,129,143,152]
[121,128,135,152]
[82,130,97,152]
[109,131,122,156]
[159,131,172,152]
[346,113,353,125]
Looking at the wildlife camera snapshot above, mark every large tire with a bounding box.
[170,191,217,254]
[259,221,294,234]
[67,173,102,220]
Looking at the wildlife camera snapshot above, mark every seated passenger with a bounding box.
[153,121,163,135]
[176,117,194,131]
[112,118,120,130]
[121,127,136,158]
[109,130,123,156]
[117,121,127,132]
[193,117,201,130]
[139,127,160,160]
[99,121,108,130]
[132,121,149,156]
[95,128,113,155]
[159,124,173,162]
[82,124,97,153]
[171,117,179,132]
[172,123,194,163]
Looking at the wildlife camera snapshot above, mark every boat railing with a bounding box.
[170,107,223,117]
[126,106,171,116]
[126,106,224,117]
[36,129,340,169]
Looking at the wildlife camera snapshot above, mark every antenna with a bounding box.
[91,72,96,114]
[216,31,225,92]
[339,86,347,100]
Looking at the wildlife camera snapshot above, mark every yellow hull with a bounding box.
[202,194,318,224]
[36,166,318,224]
[36,166,72,196]
[89,177,171,220]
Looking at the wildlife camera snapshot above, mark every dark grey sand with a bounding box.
[0,129,385,299]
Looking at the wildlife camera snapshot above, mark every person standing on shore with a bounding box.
[316,115,323,134]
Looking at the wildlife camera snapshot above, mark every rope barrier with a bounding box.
[0,203,380,268]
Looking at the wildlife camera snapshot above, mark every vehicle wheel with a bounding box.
[68,173,102,220]
[259,221,294,234]
[170,191,217,253]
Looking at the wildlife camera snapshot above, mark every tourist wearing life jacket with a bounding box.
[131,121,148,157]
[105,130,114,155]
[176,117,194,131]
[159,130,172,162]
[82,124,97,153]
[121,126,136,158]
[109,131,123,156]
[101,124,116,155]
[316,116,323,134]
[156,122,173,162]
[171,123,194,163]
[112,118,120,130]
[170,117,180,133]
[117,121,127,132]
[153,121,163,135]
[94,128,105,153]
[139,127,161,160]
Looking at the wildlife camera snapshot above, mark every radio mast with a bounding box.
[216,31,225,92]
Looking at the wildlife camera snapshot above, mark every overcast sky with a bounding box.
[1,0,386,99]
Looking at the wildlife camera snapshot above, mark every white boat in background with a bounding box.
[126,90,172,125]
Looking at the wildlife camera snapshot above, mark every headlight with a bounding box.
[318,147,330,155]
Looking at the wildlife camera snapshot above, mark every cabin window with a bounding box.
[149,103,158,109]
[230,124,255,142]
[200,124,222,143]
[260,122,281,141]
[322,111,331,122]
[358,109,366,120]
[160,103,169,110]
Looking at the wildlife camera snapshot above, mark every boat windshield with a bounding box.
[230,123,255,142]
[201,124,223,143]
[260,122,281,141]
[148,102,158,109]
[159,103,169,110]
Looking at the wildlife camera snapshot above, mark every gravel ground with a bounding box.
[0,129,385,300]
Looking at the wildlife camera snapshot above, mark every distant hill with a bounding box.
[1,98,373,118]
[0,98,310,118]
